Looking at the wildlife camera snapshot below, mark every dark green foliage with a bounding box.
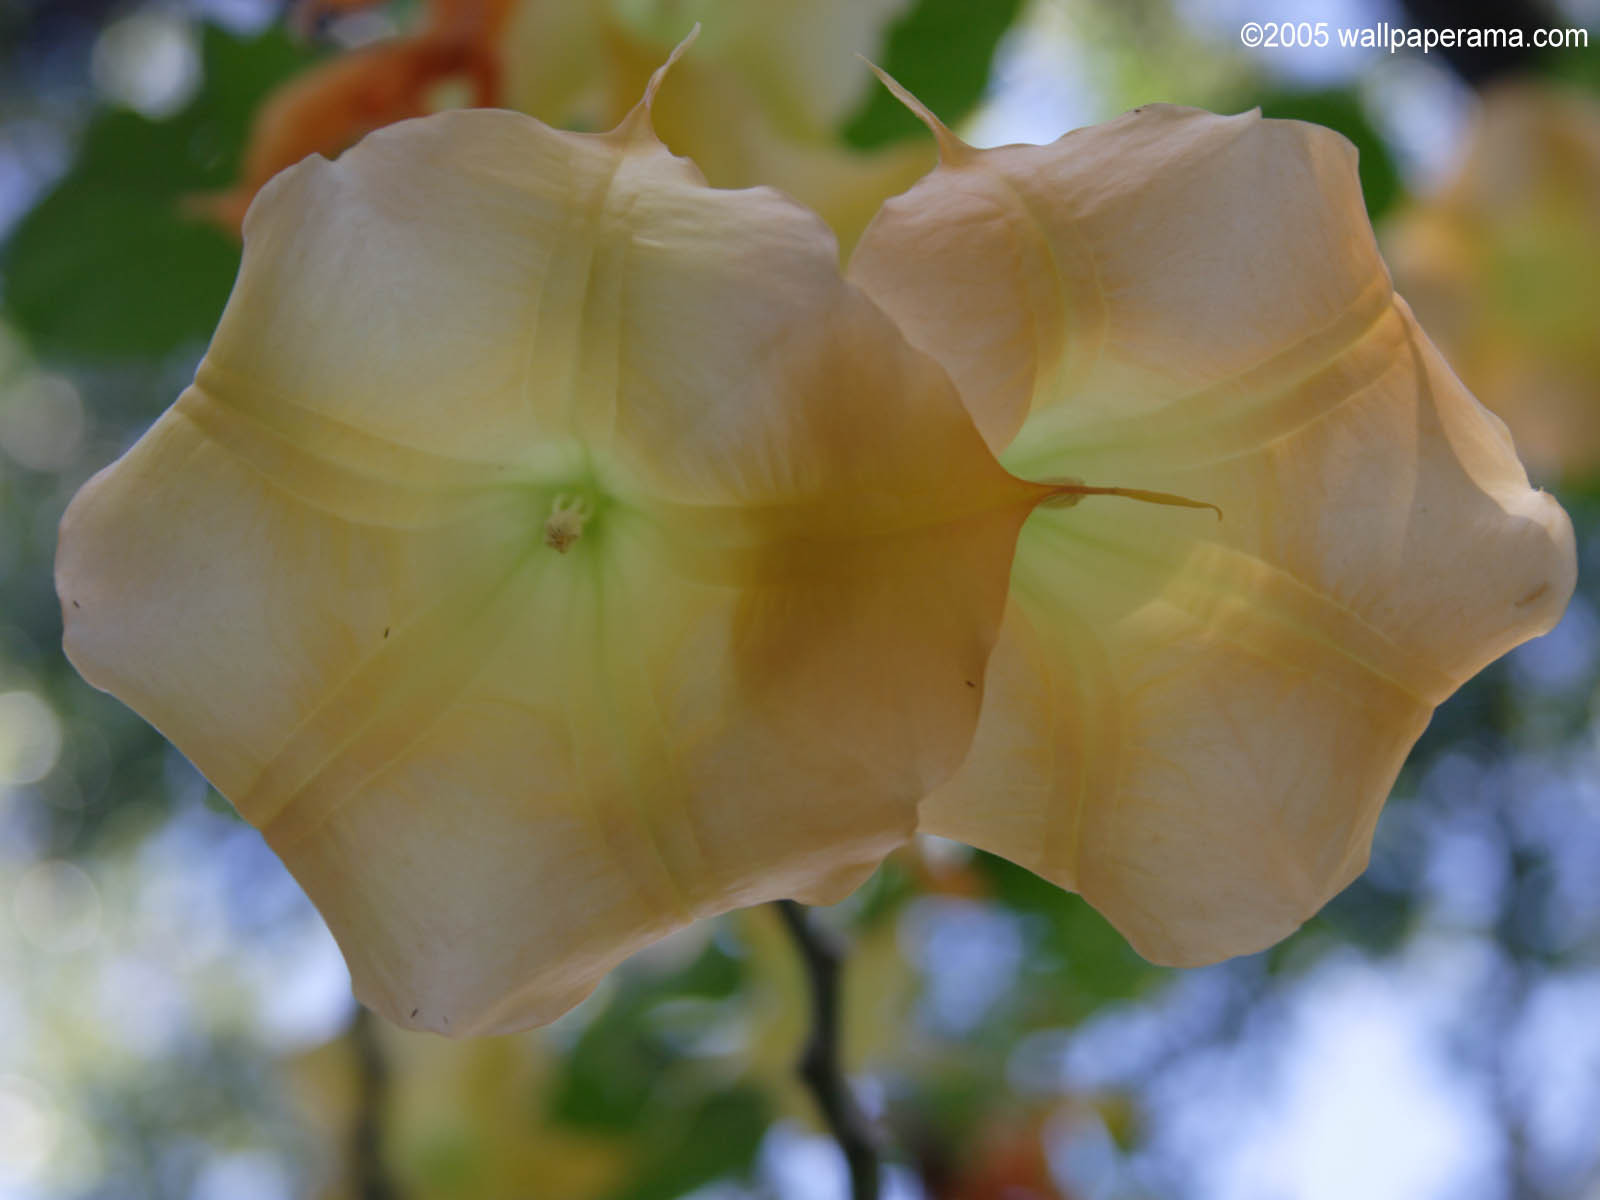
[2,24,320,360]
[546,938,768,1198]
[550,940,744,1131]
[606,1087,770,1200]
[842,0,1026,148]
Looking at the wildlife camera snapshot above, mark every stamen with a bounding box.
[1041,477,1223,520]
[543,494,591,552]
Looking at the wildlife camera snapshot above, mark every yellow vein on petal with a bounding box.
[517,152,633,444]
[252,548,550,847]
[194,360,536,487]
[1006,278,1401,477]
[1013,515,1456,706]
[984,163,1110,428]
[590,543,706,922]
[176,388,521,529]
[1181,544,1453,708]
[1042,613,1120,878]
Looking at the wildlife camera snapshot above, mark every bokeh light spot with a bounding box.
[0,1075,58,1183]
[0,690,62,786]
[0,371,86,472]
[89,12,202,119]
[13,860,102,953]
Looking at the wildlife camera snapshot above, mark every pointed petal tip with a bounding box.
[1517,485,1578,637]
[859,57,971,163]
[611,23,702,145]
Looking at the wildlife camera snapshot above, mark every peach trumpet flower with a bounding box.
[848,81,1576,966]
[59,49,1576,1035]
[59,52,1047,1034]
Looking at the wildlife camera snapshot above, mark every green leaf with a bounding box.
[549,940,745,1132]
[842,0,1026,148]
[606,1087,770,1200]
[973,852,1160,1021]
[1547,51,1600,96]
[2,24,321,361]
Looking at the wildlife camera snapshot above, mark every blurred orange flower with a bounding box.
[202,0,930,251]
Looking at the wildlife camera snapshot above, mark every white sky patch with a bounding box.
[1509,969,1600,1188]
[899,897,1024,1035]
[964,4,1100,147]
[759,1123,927,1200]
[1178,950,1503,1200]
[1175,0,1405,85]
[1421,807,1508,929]
[1358,55,1474,188]
[1508,594,1600,697]
[182,0,280,35]
[243,912,355,1050]
[190,1151,295,1200]
[0,121,71,245]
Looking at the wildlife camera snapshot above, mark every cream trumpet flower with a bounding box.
[57,49,1048,1035]
[848,84,1577,966]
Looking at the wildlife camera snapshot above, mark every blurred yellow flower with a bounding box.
[848,85,1576,966]
[60,59,1043,1035]
[1384,83,1600,482]
[292,1018,628,1199]
[204,0,930,251]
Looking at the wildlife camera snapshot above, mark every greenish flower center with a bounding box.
[523,439,626,557]
[543,493,592,552]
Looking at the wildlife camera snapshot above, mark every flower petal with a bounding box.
[60,102,1038,1031]
[192,22,504,233]
[849,104,1392,454]
[850,101,1576,963]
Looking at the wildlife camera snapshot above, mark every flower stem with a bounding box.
[350,1007,402,1200]
[773,899,882,1200]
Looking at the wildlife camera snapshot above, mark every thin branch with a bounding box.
[773,899,882,1200]
[350,1007,402,1200]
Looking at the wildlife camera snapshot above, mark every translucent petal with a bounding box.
[60,102,1039,1031]
[851,105,1391,454]
[850,103,1576,963]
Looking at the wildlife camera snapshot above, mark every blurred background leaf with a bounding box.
[2,24,319,360]
[842,0,1027,147]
